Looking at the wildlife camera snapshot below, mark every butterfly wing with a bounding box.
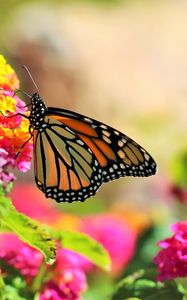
[33,107,156,203]
[33,118,102,203]
[47,107,157,184]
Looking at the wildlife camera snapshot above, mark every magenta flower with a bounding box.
[40,249,87,300]
[154,221,187,281]
[0,233,87,299]
[0,233,43,280]
[39,279,84,300]
[82,214,136,274]
[0,149,15,187]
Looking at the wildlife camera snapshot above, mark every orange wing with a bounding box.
[33,121,102,203]
[46,108,157,183]
[33,108,156,203]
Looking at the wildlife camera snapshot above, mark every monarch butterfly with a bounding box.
[17,68,157,203]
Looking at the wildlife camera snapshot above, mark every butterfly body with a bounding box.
[28,92,157,203]
[29,93,47,129]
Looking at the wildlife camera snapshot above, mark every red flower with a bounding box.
[154,221,187,281]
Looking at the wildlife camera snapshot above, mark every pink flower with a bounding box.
[0,148,15,188]
[82,214,137,274]
[15,142,33,172]
[154,221,187,281]
[0,233,43,280]
[40,249,87,300]
[0,55,33,189]
[0,233,87,299]
[56,249,91,276]
[39,280,83,300]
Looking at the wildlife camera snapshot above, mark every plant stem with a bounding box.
[0,270,5,300]
[31,262,47,293]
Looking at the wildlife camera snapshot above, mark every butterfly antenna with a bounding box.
[13,89,32,109]
[22,65,39,92]
[13,89,32,99]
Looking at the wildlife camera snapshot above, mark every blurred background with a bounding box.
[1,0,187,298]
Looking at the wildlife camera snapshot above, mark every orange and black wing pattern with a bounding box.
[33,116,102,203]
[47,108,157,183]
[23,91,156,203]
[33,106,156,203]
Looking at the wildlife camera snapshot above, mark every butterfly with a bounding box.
[21,90,157,203]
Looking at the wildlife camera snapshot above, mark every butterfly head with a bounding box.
[29,92,47,129]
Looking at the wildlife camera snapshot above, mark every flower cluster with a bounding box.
[0,55,32,189]
[0,233,87,300]
[0,233,43,280]
[154,221,187,281]
[40,249,87,300]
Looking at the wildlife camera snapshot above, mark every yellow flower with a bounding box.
[14,127,31,143]
[0,55,14,74]
[0,55,19,90]
[0,54,32,180]
[0,95,16,114]
[0,125,13,139]
[19,115,30,133]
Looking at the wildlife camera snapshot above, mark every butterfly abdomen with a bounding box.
[29,93,47,129]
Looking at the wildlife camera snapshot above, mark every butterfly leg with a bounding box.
[15,126,33,159]
[0,111,30,119]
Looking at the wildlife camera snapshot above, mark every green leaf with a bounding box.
[111,269,185,300]
[6,182,14,194]
[0,181,13,196]
[0,276,28,300]
[0,273,5,300]
[0,184,5,198]
[126,298,141,300]
[0,273,5,289]
[0,196,56,264]
[1,284,27,300]
[57,230,111,271]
